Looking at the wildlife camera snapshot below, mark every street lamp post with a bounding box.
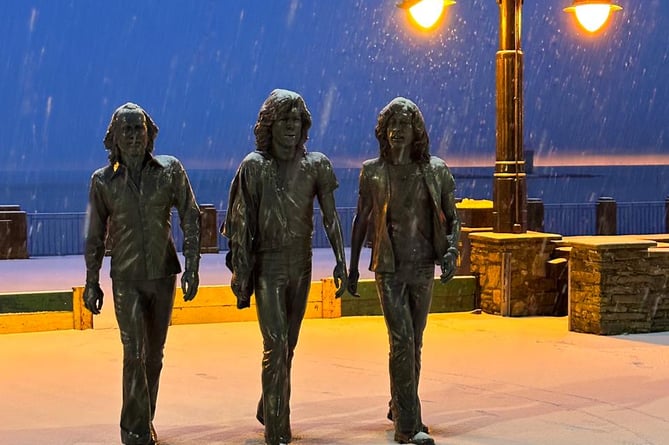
[397,0,622,233]
[494,0,525,233]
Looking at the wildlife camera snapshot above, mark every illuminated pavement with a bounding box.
[1,252,669,444]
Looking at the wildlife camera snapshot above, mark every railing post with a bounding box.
[199,203,219,254]
[527,198,544,232]
[0,205,29,259]
[665,197,669,234]
[596,196,617,235]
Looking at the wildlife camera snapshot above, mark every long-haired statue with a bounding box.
[84,102,201,445]
[348,97,460,445]
[222,89,347,445]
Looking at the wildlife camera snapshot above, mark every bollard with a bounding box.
[527,198,544,232]
[596,196,617,235]
[199,203,220,254]
[0,204,29,259]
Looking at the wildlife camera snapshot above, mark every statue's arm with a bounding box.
[317,189,347,297]
[440,166,461,283]
[349,201,370,275]
[174,160,201,301]
[222,162,256,307]
[84,176,108,284]
[443,187,461,249]
[348,170,372,297]
[83,175,108,314]
[436,163,460,249]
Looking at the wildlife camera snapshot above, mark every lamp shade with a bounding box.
[397,0,456,30]
[564,0,622,33]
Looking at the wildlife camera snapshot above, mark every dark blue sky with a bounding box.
[1,0,667,173]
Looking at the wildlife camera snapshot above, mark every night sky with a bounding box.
[1,0,667,173]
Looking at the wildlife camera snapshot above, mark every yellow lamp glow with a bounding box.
[397,0,456,30]
[564,0,622,33]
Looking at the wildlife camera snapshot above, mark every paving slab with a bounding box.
[1,252,669,444]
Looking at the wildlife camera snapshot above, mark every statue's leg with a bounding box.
[255,250,293,445]
[144,276,177,422]
[283,245,313,442]
[375,271,421,441]
[113,280,153,445]
[285,245,312,362]
[406,265,435,434]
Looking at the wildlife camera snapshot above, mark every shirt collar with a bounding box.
[256,147,307,161]
[110,153,164,179]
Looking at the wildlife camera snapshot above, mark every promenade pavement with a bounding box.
[1,251,669,444]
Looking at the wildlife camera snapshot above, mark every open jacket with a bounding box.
[221,149,339,299]
[359,156,460,273]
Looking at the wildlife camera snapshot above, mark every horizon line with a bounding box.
[2,153,669,172]
[326,153,669,168]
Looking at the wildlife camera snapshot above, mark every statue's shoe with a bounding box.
[395,431,435,445]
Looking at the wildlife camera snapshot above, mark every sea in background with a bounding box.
[2,165,669,214]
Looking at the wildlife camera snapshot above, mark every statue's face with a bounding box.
[115,111,148,159]
[270,107,302,161]
[386,109,414,153]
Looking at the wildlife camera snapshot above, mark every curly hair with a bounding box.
[375,97,430,164]
[102,102,159,165]
[253,89,312,155]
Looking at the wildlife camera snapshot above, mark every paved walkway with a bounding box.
[1,252,669,444]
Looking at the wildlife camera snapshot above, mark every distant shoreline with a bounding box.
[2,153,669,173]
[2,164,668,213]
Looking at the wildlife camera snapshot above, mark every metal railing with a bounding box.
[28,213,86,256]
[22,201,668,257]
[543,203,596,236]
[617,201,665,235]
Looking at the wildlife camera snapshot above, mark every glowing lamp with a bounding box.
[564,0,622,33]
[397,0,456,30]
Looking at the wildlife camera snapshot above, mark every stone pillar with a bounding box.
[469,232,561,316]
[565,237,660,335]
[456,227,493,276]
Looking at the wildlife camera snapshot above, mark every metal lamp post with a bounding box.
[494,0,525,233]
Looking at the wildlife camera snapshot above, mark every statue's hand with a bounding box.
[181,269,199,301]
[440,248,458,284]
[231,273,251,309]
[347,268,361,298]
[83,282,104,315]
[333,261,348,299]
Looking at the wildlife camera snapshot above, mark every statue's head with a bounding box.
[375,97,430,164]
[254,89,312,158]
[103,102,159,165]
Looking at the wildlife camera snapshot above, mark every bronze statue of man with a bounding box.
[222,89,347,445]
[84,102,201,445]
[348,97,460,445]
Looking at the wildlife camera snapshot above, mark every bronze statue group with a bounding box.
[83,90,460,445]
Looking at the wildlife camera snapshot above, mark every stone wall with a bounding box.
[469,232,562,316]
[564,236,669,335]
[468,232,669,334]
